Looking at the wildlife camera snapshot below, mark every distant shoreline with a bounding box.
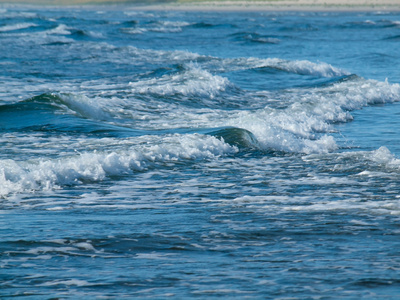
[1,0,400,12]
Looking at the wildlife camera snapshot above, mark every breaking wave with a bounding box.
[0,134,237,197]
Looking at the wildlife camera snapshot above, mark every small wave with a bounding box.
[46,24,71,35]
[345,20,377,28]
[0,22,37,32]
[384,34,400,41]
[0,134,236,197]
[27,93,110,121]
[230,32,280,44]
[308,77,400,118]
[122,20,139,26]
[209,127,261,150]
[225,109,338,154]
[149,20,192,33]
[121,27,147,34]
[39,279,93,287]
[129,64,233,100]
[124,45,204,63]
[207,57,350,78]
[123,11,155,18]
[244,58,349,77]
[381,19,400,28]
[389,20,400,26]
[44,24,96,38]
[122,20,192,34]
[70,28,90,38]
[190,22,215,28]
[305,146,400,176]
[0,93,127,136]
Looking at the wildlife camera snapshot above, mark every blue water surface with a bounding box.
[1,5,400,299]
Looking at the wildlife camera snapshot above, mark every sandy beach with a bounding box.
[1,0,400,11]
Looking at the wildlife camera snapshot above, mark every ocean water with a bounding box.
[1,4,400,299]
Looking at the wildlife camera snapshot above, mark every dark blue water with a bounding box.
[2,5,400,299]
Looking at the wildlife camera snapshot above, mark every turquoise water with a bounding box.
[1,5,400,299]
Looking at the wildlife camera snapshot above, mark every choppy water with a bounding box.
[2,4,400,299]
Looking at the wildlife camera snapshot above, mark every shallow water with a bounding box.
[1,5,400,299]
